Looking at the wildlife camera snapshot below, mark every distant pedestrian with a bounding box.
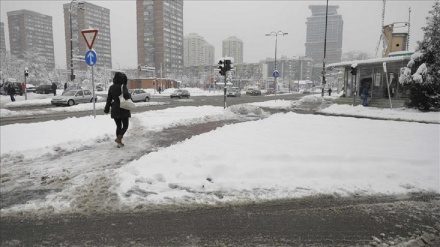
[361,85,369,106]
[52,82,57,96]
[158,86,162,94]
[64,82,68,90]
[327,88,332,96]
[8,84,16,102]
[104,72,131,148]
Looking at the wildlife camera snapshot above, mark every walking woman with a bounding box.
[104,72,131,147]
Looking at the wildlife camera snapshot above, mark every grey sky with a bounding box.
[0,0,434,69]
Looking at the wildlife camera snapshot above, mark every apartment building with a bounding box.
[222,36,243,64]
[184,33,214,67]
[0,22,6,55]
[136,0,184,78]
[7,9,55,69]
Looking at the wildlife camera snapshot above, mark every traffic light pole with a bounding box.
[223,73,227,109]
[352,73,356,105]
[24,72,27,100]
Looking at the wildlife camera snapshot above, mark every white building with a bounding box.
[184,33,214,67]
[222,36,243,64]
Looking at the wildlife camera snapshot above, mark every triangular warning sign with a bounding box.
[81,29,98,50]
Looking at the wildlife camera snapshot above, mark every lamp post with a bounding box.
[265,31,288,93]
[297,56,303,92]
[321,0,329,97]
[69,0,84,86]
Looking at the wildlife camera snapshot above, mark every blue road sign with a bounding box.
[85,50,97,66]
[273,70,279,78]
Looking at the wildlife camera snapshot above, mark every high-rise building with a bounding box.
[7,10,55,69]
[222,36,243,64]
[63,1,112,73]
[136,0,184,78]
[305,5,343,65]
[0,22,6,55]
[184,33,214,67]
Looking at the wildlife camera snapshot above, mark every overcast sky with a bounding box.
[0,0,434,69]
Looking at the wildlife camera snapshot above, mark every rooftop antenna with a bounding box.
[375,0,386,57]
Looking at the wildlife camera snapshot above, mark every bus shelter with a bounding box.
[326,54,412,99]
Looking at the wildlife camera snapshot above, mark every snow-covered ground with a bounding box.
[0,92,439,216]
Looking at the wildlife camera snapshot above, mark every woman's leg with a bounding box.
[120,118,129,136]
[114,118,122,135]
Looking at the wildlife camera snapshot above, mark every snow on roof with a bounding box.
[326,55,411,69]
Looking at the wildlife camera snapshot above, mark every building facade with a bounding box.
[63,1,112,74]
[222,36,243,64]
[305,5,343,66]
[0,22,6,55]
[136,0,184,79]
[184,33,214,67]
[262,56,314,89]
[7,9,55,69]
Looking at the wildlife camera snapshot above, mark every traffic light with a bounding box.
[70,74,76,80]
[224,58,232,71]
[218,59,225,76]
[350,66,357,75]
[24,67,29,77]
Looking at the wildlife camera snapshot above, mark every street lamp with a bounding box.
[321,0,329,96]
[265,31,288,93]
[69,0,84,86]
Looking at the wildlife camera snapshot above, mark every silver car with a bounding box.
[51,89,97,106]
[170,89,190,99]
[227,87,241,97]
[129,89,150,102]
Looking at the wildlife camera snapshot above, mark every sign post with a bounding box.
[383,62,393,109]
[273,70,279,98]
[81,29,99,118]
[24,67,29,100]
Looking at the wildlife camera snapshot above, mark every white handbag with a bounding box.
[119,85,135,110]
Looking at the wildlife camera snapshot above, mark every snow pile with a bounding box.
[1,99,439,216]
[115,112,439,209]
[320,104,440,123]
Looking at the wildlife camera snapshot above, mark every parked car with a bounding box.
[96,84,104,91]
[51,89,97,106]
[36,84,54,94]
[63,85,82,95]
[246,88,259,95]
[2,81,24,96]
[129,89,150,102]
[26,83,37,93]
[248,88,262,96]
[170,89,190,99]
[227,87,241,97]
[265,88,276,95]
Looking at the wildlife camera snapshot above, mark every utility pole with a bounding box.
[321,0,329,97]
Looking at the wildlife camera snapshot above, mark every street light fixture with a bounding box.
[69,0,85,86]
[265,31,288,93]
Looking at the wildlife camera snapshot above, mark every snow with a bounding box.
[1,92,439,216]
[413,63,428,83]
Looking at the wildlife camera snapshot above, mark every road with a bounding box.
[1,92,439,246]
[0,92,307,126]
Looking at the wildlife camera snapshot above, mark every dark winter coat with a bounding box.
[104,83,131,119]
[8,85,16,95]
